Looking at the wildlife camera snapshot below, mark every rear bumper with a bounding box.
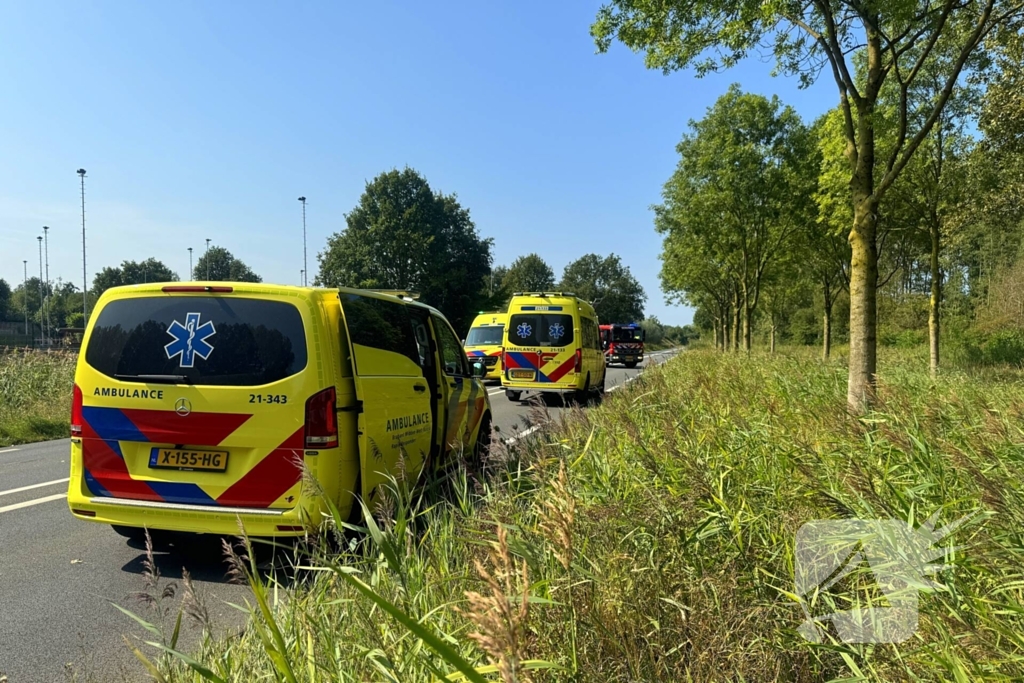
[608,355,643,362]
[66,492,320,536]
[501,378,582,394]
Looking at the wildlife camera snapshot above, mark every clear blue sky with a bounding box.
[0,1,837,326]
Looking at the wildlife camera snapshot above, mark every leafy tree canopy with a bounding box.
[316,167,493,334]
[502,254,556,294]
[93,258,179,295]
[560,253,646,323]
[193,247,262,283]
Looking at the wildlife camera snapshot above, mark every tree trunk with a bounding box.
[848,196,879,411]
[732,287,741,352]
[741,283,752,353]
[770,324,776,354]
[929,219,941,376]
[822,309,832,361]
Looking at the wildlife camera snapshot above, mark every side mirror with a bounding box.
[471,361,487,378]
[461,339,466,345]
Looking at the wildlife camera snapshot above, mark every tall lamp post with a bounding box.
[188,247,193,281]
[23,260,28,336]
[43,225,50,341]
[37,236,44,345]
[298,196,307,286]
[77,169,88,321]
[205,238,211,279]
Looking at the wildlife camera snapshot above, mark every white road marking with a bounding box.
[0,478,71,498]
[504,425,541,445]
[0,448,21,454]
[487,388,504,396]
[0,493,66,514]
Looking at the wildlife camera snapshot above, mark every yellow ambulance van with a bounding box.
[500,292,605,402]
[67,283,491,539]
[463,312,507,381]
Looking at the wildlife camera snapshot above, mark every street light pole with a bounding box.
[77,169,88,321]
[23,260,28,336]
[300,269,304,287]
[37,236,44,346]
[205,238,211,280]
[43,225,50,341]
[188,247,193,281]
[298,197,307,286]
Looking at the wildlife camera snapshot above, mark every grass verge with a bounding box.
[122,349,1024,680]
[0,349,75,446]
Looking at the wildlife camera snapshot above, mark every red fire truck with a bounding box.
[600,322,645,368]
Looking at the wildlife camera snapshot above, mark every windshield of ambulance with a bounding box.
[466,325,504,346]
[507,314,574,347]
[85,296,307,386]
[612,327,640,342]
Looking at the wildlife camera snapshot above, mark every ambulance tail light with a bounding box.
[574,348,582,373]
[71,383,83,437]
[305,387,338,449]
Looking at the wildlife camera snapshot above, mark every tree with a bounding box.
[194,247,262,283]
[92,258,179,295]
[656,86,815,351]
[316,167,493,334]
[559,253,646,323]
[503,254,556,294]
[593,0,1024,410]
[0,279,10,321]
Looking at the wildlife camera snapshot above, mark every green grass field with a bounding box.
[109,348,1024,682]
[0,349,75,446]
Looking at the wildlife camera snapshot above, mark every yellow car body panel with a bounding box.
[463,312,507,380]
[68,283,490,537]
[500,293,605,395]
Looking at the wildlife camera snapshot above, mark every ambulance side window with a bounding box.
[341,293,421,377]
[432,315,469,377]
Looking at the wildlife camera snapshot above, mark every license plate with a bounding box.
[510,369,535,380]
[149,448,228,472]
[624,357,635,362]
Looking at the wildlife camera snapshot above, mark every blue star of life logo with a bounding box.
[164,312,216,368]
[516,322,532,339]
[549,323,565,340]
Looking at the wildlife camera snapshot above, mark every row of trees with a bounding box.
[0,246,261,330]
[316,168,647,334]
[594,0,1024,410]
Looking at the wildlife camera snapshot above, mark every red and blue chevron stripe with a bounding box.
[80,406,303,508]
[503,351,576,383]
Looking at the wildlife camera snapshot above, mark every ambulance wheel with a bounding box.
[597,370,606,395]
[506,390,522,402]
[472,414,492,465]
[577,374,591,404]
[625,361,639,368]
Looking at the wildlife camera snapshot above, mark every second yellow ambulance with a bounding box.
[501,292,605,402]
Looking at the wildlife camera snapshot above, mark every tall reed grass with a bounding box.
[115,349,1024,680]
[0,349,75,446]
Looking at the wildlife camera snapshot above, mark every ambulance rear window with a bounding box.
[85,297,307,386]
[507,314,574,347]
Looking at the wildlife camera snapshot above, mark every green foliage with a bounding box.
[950,328,1024,367]
[559,253,645,323]
[0,350,75,446]
[139,350,1024,681]
[0,278,11,321]
[656,84,816,348]
[640,316,664,345]
[316,167,492,334]
[92,258,179,295]
[193,247,262,283]
[502,253,555,294]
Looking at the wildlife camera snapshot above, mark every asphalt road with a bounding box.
[0,349,678,683]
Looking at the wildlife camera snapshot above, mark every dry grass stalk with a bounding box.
[461,524,531,683]
[538,460,575,571]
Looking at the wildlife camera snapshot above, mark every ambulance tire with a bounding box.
[577,374,591,404]
[472,414,492,465]
[506,390,522,402]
